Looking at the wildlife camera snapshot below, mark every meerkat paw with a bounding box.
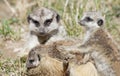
[77,59,89,65]
[77,54,90,65]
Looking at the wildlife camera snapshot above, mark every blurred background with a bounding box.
[0,0,120,75]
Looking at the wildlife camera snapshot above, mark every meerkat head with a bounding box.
[78,11,105,30]
[27,7,60,37]
[26,45,54,69]
[26,48,40,69]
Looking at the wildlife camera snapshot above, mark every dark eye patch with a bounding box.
[44,18,53,26]
[97,19,103,26]
[29,59,35,64]
[32,20,40,27]
[85,17,93,22]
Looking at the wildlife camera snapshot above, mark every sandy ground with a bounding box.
[0,25,29,59]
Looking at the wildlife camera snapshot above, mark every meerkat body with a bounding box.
[26,56,64,76]
[61,11,120,76]
[78,12,120,76]
[26,42,99,76]
[16,7,66,56]
[26,45,64,76]
[26,44,74,76]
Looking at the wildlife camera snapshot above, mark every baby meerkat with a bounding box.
[16,7,66,56]
[61,11,120,76]
[26,45,64,76]
[26,44,75,76]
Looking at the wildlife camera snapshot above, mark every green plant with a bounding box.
[0,18,20,40]
[0,58,26,75]
[0,19,14,37]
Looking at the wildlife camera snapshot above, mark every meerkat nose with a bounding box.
[78,20,84,26]
[38,30,46,36]
[39,32,45,35]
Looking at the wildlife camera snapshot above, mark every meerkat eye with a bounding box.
[97,19,103,26]
[32,20,40,27]
[44,18,53,26]
[56,14,60,22]
[85,17,93,22]
[29,59,35,64]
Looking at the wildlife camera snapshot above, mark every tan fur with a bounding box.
[26,41,99,76]
[80,28,119,76]
[68,62,99,76]
[26,44,66,76]
[26,56,64,76]
[82,28,120,61]
[112,62,120,76]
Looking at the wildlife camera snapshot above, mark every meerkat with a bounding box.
[16,7,66,56]
[26,42,99,76]
[26,52,64,76]
[26,44,69,76]
[60,11,120,76]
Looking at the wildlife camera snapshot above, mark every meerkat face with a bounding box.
[26,46,53,69]
[78,11,104,30]
[26,49,41,69]
[27,7,60,36]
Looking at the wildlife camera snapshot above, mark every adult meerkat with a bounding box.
[16,7,66,56]
[61,11,120,76]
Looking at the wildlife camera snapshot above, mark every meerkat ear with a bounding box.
[97,19,104,26]
[56,13,60,22]
[37,54,41,61]
[27,15,31,23]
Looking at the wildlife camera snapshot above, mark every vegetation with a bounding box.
[0,18,20,40]
[0,0,120,75]
[0,58,25,76]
